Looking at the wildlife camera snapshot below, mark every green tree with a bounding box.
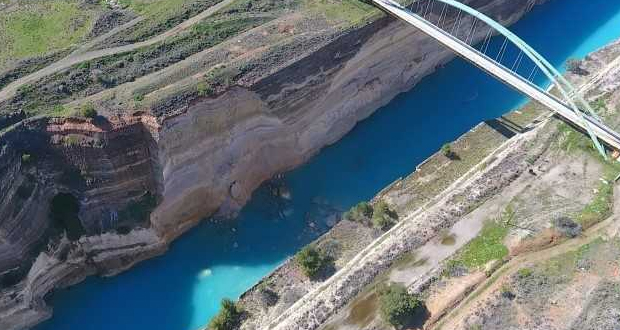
[208,298,242,330]
[379,284,422,328]
[344,201,373,222]
[441,143,452,158]
[295,245,325,278]
[81,103,97,119]
[372,201,397,230]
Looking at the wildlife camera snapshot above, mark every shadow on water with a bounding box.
[33,1,620,330]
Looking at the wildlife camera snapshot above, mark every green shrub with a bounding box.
[197,82,213,96]
[17,84,34,96]
[372,200,397,230]
[441,143,453,158]
[208,298,242,330]
[78,61,91,70]
[344,201,373,222]
[517,267,532,278]
[133,93,144,102]
[379,284,422,328]
[295,246,326,278]
[52,104,66,114]
[81,103,97,119]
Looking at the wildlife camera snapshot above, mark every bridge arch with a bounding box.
[381,0,608,157]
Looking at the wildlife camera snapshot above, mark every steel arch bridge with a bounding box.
[373,0,620,159]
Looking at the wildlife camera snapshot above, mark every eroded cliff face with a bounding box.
[0,0,546,328]
[0,115,159,280]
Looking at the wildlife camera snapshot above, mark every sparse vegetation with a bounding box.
[204,65,241,90]
[207,298,242,330]
[52,104,67,115]
[556,121,603,154]
[64,135,81,146]
[196,81,213,97]
[577,172,614,228]
[295,245,328,279]
[0,15,270,117]
[591,98,607,113]
[452,220,509,270]
[304,0,377,25]
[565,58,589,76]
[379,283,423,328]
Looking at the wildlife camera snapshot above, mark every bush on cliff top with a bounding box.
[295,245,328,279]
[208,298,242,330]
[372,201,397,230]
[343,201,373,222]
[81,103,97,119]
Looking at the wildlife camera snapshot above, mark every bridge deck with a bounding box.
[373,0,620,152]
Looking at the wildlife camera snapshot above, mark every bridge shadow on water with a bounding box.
[33,1,620,330]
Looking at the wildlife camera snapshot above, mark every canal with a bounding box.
[35,1,620,329]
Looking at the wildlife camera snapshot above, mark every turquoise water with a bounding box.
[35,1,620,329]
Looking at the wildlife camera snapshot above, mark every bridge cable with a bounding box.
[527,65,538,82]
[481,28,493,54]
[454,11,465,39]
[410,0,419,13]
[450,9,461,35]
[496,36,508,63]
[425,0,433,19]
[428,0,434,19]
[511,50,524,73]
[438,3,448,28]
[466,19,478,45]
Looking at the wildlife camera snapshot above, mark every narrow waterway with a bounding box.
[35,1,620,329]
